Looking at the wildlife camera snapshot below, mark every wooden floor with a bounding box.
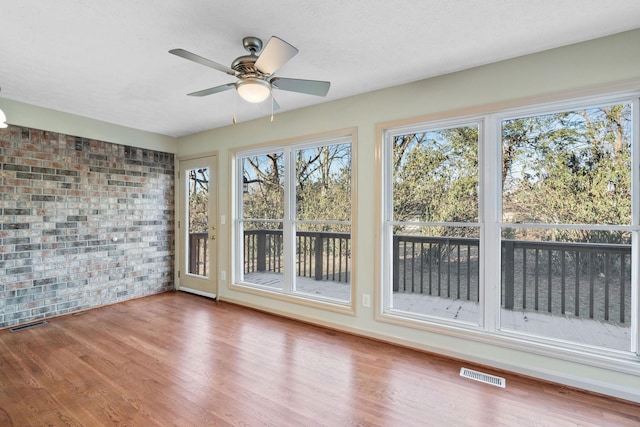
[0,292,638,426]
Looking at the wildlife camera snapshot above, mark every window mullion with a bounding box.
[282,148,294,293]
[482,114,501,332]
[632,97,640,355]
[235,159,245,283]
[382,130,394,312]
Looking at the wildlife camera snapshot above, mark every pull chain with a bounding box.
[270,92,274,123]
[232,89,237,124]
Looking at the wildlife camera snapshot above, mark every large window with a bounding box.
[382,93,639,362]
[500,101,634,352]
[383,120,480,325]
[236,134,353,305]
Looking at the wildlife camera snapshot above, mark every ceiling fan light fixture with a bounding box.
[236,78,271,103]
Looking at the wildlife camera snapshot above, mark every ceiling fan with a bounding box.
[169,36,330,108]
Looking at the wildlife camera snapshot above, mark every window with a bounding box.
[236,134,353,305]
[382,92,639,363]
[383,120,481,325]
[500,101,635,351]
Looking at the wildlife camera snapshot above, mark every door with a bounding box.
[178,156,218,298]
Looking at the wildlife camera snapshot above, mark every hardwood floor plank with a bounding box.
[0,291,638,426]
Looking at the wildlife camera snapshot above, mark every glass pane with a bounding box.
[500,227,631,351]
[295,222,351,302]
[295,143,351,221]
[392,125,478,222]
[241,221,284,290]
[187,167,209,277]
[242,152,285,220]
[293,141,352,303]
[391,225,480,324]
[502,103,632,225]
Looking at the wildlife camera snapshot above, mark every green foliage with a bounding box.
[392,126,478,237]
[242,153,285,220]
[502,104,631,243]
[241,144,351,232]
[237,104,631,246]
[188,168,209,234]
[296,145,351,233]
[391,103,631,244]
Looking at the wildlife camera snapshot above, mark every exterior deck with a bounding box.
[243,271,630,352]
[187,229,632,352]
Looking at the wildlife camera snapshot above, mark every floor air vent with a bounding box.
[9,321,48,333]
[460,367,506,388]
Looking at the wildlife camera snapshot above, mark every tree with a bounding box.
[188,168,209,233]
[242,153,285,224]
[241,144,352,232]
[296,144,351,230]
[502,104,631,243]
[392,126,478,237]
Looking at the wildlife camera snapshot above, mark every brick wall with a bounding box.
[0,126,175,328]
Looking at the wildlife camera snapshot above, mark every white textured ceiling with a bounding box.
[1,1,640,138]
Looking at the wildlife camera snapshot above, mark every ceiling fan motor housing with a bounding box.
[232,54,260,75]
[233,37,265,76]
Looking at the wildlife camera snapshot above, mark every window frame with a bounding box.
[381,116,485,328]
[233,130,356,311]
[493,94,639,353]
[378,90,640,374]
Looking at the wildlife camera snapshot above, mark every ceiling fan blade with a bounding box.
[169,48,238,77]
[187,82,235,97]
[254,36,299,75]
[271,77,330,97]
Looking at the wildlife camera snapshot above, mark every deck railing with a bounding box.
[189,230,631,324]
[243,229,351,282]
[189,232,209,276]
[393,235,479,302]
[501,240,631,324]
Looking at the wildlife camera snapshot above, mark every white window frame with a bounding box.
[379,90,640,374]
[233,131,355,310]
[381,116,485,329]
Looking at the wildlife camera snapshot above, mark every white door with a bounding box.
[178,156,218,298]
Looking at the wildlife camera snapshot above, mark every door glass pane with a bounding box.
[187,167,209,277]
[500,103,633,351]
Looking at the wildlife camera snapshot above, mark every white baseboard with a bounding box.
[179,287,217,300]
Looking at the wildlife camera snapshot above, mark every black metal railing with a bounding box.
[394,236,631,324]
[243,229,351,283]
[190,230,631,324]
[189,232,209,276]
[501,240,631,324]
[393,235,479,302]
